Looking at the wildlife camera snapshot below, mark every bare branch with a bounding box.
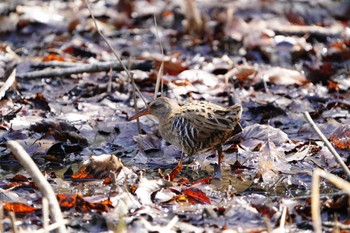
[17,60,152,79]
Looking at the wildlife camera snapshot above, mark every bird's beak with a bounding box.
[128,108,151,121]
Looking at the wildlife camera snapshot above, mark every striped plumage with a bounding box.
[129,97,243,170]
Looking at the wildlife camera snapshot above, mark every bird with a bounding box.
[128,97,243,174]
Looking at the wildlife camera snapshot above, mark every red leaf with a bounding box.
[103,177,111,184]
[9,174,29,182]
[168,161,183,181]
[154,60,187,76]
[252,204,276,218]
[183,188,211,204]
[192,177,212,185]
[177,177,190,185]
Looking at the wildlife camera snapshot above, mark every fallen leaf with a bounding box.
[3,202,38,213]
[192,177,212,185]
[72,154,123,180]
[57,194,111,213]
[183,187,211,204]
[329,124,350,149]
[42,53,65,62]
[257,67,308,85]
[167,161,182,181]
[135,178,171,205]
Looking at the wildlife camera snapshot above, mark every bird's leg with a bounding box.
[217,145,223,170]
[213,145,223,179]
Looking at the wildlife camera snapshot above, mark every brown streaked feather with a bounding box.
[159,100,242,155]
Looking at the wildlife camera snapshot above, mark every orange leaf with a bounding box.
[330,125,350,149]
[103,177,111,184]
[130,185,137,194]
[3,202,38,213]
[183,188,211,204]
[101,199,113,207]
[327,81,340,91]
[71,166,94,179]
[154,60,187,75]
[169,161,183,181]
[175,195,187,202]
[57,194,111,213]
[42,53,65,62]
[57,193,77,209]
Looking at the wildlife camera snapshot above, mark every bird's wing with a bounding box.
[170,114,212,144]
[171,107,240,143]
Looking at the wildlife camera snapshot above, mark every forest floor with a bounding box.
[0,0,350,232]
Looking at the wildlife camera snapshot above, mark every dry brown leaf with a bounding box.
[72,154,123,179]
[257,67,308,85]
[329,124,350,149]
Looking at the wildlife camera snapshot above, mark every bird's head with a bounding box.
[128,97,177,121]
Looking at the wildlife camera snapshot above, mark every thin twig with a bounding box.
[303,112,350,179]
[84,0,147,105]
[16,60,152,79]
[270,24,343,38]
[312,168,350,233]
[7,141,66,233]
[153,14,164,99]
[279,205,287,229]
[131,73,142,133]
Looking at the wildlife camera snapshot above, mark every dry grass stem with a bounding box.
[42,197,49,232]
[182,0,203,36]
[9,212,18,233]
[0,202,3,233]
[279,205,287,229]
[84,0,147,105]
[130,72,142,133]
[312,168,350,233]
[153,14,164,99]
[312,169,321,233]
[303,112,350,179]
[7,141,66,233]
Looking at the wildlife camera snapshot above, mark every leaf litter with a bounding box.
[0,0,350,232]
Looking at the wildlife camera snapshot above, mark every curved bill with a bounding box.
[128,108,151,121]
